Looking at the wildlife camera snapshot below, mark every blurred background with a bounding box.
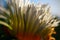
[0,0,60,40]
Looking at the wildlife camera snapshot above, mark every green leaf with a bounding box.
[0,21,13,30]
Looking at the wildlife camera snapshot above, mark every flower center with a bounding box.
[16,32,41,40]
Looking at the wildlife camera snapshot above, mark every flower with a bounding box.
[0,0,59,40]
